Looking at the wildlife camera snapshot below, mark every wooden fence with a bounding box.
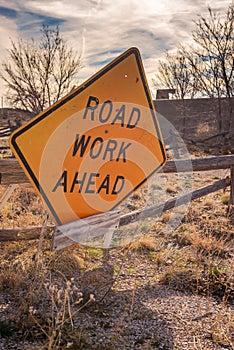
[0,126,12,138]
[0,155,234,249]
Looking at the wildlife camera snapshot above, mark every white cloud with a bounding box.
[0,17,18,99]
[0,0,233,103]
[27,1,93,18]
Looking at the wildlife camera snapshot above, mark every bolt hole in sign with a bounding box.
[9,47,166,248]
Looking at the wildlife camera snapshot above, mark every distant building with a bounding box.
[156,89,176,99]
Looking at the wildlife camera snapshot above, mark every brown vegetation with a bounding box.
[0,166,233,349]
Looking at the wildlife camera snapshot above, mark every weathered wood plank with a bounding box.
[52,210,120,251]
[1,156,234,185]
[119,177,231,226]
[53,177,230,250]
[1,177,231,245]
[0,159,28,184]
[162,155,234,173]
[0,226,54,242]
[0,172,29,185]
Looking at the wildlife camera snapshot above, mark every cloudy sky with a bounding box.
[0,0,232,103]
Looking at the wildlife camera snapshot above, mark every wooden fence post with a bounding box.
[0,184,18,211]
[229,165,234,224]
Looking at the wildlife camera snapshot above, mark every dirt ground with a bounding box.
[0,143,234,349]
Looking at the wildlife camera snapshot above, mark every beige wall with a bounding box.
[1,98,234,147]
[154,97,234,147]
[0,108,32,128]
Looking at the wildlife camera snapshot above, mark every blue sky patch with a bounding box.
[89,57,113,67]
[19,11,66,31]
[0,6,18,19]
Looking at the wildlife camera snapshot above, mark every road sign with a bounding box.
[9,47,166,225]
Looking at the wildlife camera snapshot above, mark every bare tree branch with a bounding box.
[153,3,234,100]
[0,25,82,114]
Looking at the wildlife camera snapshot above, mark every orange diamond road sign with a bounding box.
[9,47,166,226]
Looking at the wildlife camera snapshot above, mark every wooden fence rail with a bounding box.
[0,155,234,247]
[1,155,234,185]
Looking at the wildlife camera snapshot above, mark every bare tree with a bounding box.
[154,3,234,100]
[0,26,82,114]
[191,4,234,139]
[153,49,197,99]
[192,5,234,98]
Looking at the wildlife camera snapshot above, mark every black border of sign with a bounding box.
[10,47,166,226]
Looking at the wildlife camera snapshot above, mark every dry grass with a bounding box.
[210,308,234,349]
[203,197,215,208]
[0,185,45,228]
[0,241,97,349]
[166,184,178,194]
[126,235,156,252]
[221,194,230,205]
[187,231,230,256]
[160,212,171,223]
[0,269,25,292]
[159,266,198,292]
[0,170,233,349]
[155,202,234,302]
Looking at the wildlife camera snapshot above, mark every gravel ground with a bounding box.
[0,239,233,350]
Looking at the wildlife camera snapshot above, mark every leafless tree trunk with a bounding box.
[152,49,198,99]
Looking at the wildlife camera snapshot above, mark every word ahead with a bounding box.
[9,47,166,226]
[53,172,125,195]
